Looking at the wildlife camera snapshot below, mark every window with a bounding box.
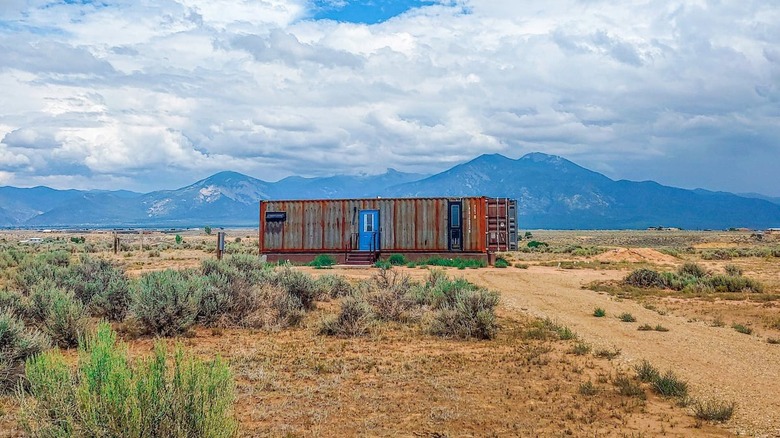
[450,204,461,228]
[364,213,374,232]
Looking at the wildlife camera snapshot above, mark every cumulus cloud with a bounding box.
[0,0,777,194]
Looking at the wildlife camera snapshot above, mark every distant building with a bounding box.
[259,197,517,265]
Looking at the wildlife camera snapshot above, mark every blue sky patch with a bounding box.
[311,0,435,24]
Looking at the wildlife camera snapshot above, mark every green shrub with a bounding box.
[637,324,653,331]
[624,269,665,288]
[654,324,669,332]
[175,234,183,245]
[263,284,306,328]
[387,254,407,266]
[62,256,131,321]
[414,257,487,269]
[678,262,707,278]
[198,257,271,327]
[593,308,606,317]
[692,398,735,422]
[724,264,743,276]
[652,370,688,398]
[14,255,67,293]
[316,274,353,298]
[494,258,509,268]
[29,285,88,348]
[514,263,529,269]
[634,360,660,383]
[579,380,598,396]
[373,260,392,270]
[706,275,764,293]
[619,313,636,323]
[132,270,201,336]
[732,323,752,335]
[614,374,646,399]
[20,323,237,437]
[594,347,621,360]
[309,254,336,269]
[526,241,548,249]
[0,248,25,269]
[569,342,591,356]
[429,286,499,340]
[273,267,318,311]
[0,289,29,318]
[0,309,50,391]
[319,295,374,337]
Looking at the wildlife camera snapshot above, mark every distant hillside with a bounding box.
[387,153,780,229]
[2,154,780,229]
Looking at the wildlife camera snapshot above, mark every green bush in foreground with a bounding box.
[593,308,606,317]
[493,258,509,268]
[21,323,237,438]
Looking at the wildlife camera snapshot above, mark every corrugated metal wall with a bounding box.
[260,197,488,253]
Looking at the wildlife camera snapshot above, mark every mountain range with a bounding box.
[1,152,779,229]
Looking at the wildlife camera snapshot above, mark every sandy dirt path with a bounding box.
[451,266,780,437]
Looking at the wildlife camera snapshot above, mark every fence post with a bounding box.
[217,232,226,260]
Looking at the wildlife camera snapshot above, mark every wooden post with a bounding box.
[217,232,225,260]
[113,233,119,254]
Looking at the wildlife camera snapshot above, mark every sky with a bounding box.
[0,0,778,195]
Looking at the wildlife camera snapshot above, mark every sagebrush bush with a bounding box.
[273,267,318,311]
[29,284,88,348]
[316,274,353,299]
[0,248,25,269]
[132,270,201,336]
[21,323,237,438]
[429,285,499,340]
[624,269,665,288]
[62,256,131,321]
[677,262,707,278]
[724,264,743,277]
[14,254,67,293]
[319,295,374,337]
[198,259,263,327]
[0,289,29,318]
[0,309,50,391]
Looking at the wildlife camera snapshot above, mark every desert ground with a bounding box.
[1,228,778,437]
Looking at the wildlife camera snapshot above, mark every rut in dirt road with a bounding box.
[463,267,780,437]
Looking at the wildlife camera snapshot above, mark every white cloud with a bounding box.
[0,0,778,194]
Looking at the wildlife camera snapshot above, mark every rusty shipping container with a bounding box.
[259,197,517,263]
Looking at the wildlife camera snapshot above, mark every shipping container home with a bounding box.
[259,197,517,264]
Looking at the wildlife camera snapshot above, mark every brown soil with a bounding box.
[423,266,779,437]
[594,248,679,265]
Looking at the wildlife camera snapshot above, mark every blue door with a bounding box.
[358,210,379,251]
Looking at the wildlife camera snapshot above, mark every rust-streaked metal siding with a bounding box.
[260,197,487,253]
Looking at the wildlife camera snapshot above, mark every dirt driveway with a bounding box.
[459,266,780,437]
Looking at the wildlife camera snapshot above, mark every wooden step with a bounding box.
[345,252,376,265]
